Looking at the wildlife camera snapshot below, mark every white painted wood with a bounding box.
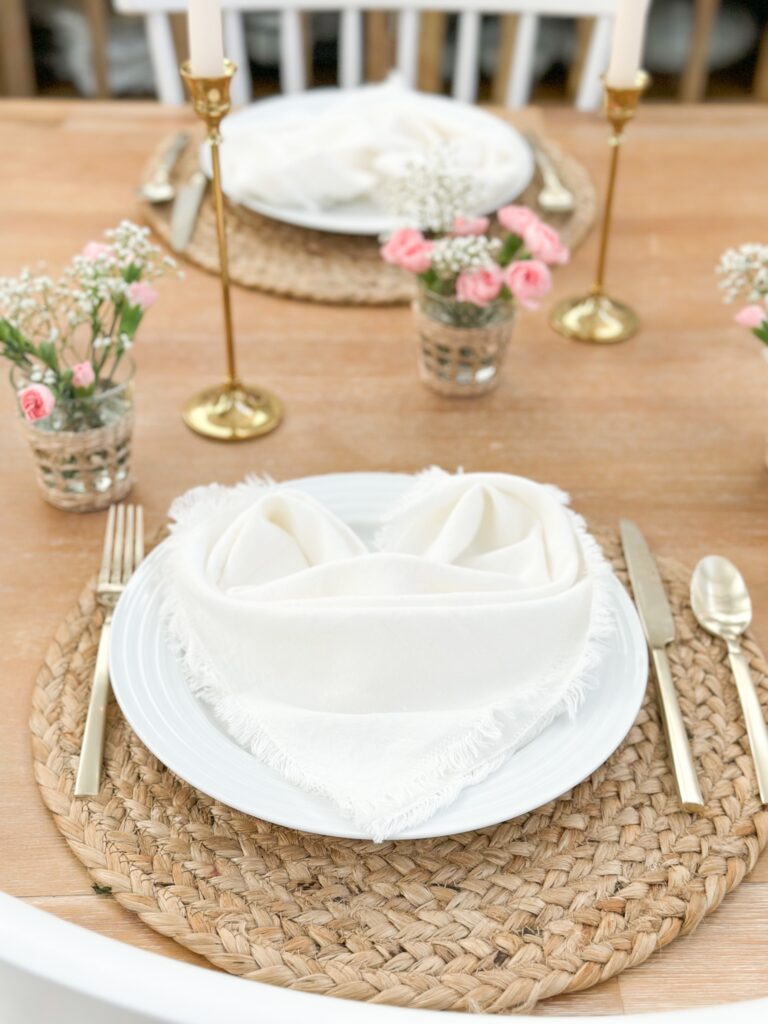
[505,11,538,108]
[2,893,767,1024]
[576,13,612,111]
[222,11,252,104]
[396,9,420,87]
[115,1,617,110]
[280,8,307,92]
[339,7,363,87]
[453,10,481,103]
[145,11,183,104]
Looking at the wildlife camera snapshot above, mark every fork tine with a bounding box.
[110,504,125,585]
[135,505,145,567]
[122,504,135,584]
[98,505,116,587]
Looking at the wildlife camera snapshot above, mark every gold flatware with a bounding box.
[691,556,768,803]
[524,133,575,215]
[138,132,189,204]
[620,519,704,811]
[75,503,144,797]
[170,168,207,252]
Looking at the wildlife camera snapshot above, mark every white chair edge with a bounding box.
[1,892,767,1024]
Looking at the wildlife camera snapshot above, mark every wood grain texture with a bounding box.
[1,100,768,1015]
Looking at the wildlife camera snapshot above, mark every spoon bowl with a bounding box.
[690,555,752,642]
[139,179,176,204]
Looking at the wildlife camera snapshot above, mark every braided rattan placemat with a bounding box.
[142,124,595,306]
[31,528,768,1014]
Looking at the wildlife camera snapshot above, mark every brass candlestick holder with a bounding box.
[550,71,650,344]
[180,60,282,441]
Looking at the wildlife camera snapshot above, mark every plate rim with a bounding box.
[110,472,648,840]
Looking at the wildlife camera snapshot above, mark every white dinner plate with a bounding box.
[110,472,648,841]
[201,88,534,236]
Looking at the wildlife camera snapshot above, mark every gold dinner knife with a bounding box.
[620,519,704,811]
[170,168,207,253]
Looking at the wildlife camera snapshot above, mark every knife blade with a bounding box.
[620,519,704,811]
[170,169,207,252]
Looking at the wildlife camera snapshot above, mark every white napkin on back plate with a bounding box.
[219,77,523,214]
[163,470,614,840]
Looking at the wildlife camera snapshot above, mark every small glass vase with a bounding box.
[413,285,515,397]
[13,358,135,512]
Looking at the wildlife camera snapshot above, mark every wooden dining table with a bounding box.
[1,98,768,1016]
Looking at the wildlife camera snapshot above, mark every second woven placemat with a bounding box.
[31,528,768,1014]
[142,121,595,306]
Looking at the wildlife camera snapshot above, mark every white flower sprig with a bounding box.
[716,243,768,304]
[431,235,503,280]
[383,144,482,234]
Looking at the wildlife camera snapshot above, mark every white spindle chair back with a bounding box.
[114,1,617,110]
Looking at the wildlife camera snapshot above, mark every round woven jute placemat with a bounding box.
[142,130,595,306]
[31,528,768,1014]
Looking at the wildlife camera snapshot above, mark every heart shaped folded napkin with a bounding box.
[163,470,615,840]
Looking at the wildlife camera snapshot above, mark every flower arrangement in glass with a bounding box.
[0,221,176,511]
[717,243,768,469]
[380,149,569,396]
[718,243,768,352]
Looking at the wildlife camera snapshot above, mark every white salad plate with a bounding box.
[110,472,648,841]
[201,88,534,236]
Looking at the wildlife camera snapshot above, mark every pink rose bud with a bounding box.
[523,221,569,266]
[498,205,540,236]
[72,361,95,388]
[504,259,552,310]
[82,241,110,260]
[453,215,491,236]
[381,228,433,274]
[127,280,159,310]
[734,304,766,329]
[456,265,504,307]
[19,383,55,423]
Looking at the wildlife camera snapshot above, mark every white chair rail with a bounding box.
[2,891,768,1024]
[114,0,617,110]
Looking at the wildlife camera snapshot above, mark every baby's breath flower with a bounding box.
[431,236,502,279]
[383,144,482,233]
[717,243,768,304]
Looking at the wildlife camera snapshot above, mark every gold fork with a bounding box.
[75,503,144,797]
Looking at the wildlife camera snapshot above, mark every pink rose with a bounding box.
[498,205,540,237]
[19,383,55,422]
[453,215,490,236]
[127,280,158,310]
[82,241,110,261]
[381,228,433,274]
[456,265,504,307]
[523,221,569,266]
[504,259,552,310]
[734,304,766,329]
[72,361,95,388]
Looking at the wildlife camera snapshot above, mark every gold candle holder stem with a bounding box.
[179,60,282,441]
[550,71,649,345]
[592,128,624,296]
[207,134,237,387]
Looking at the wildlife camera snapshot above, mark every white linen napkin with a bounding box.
[163,470,615,840]
[219,78,524,214]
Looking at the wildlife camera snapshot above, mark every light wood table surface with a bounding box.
[1,100,768,1017]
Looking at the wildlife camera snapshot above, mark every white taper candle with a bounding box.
[606,0,651,89]
[187,0,225,78]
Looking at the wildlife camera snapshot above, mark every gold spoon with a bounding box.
[691,556,768,803]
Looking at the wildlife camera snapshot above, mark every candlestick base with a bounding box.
[549,292,639,344]
[182,381,283,441]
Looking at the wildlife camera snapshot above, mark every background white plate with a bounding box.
[201,88,534,236]
[110,472,648,840]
